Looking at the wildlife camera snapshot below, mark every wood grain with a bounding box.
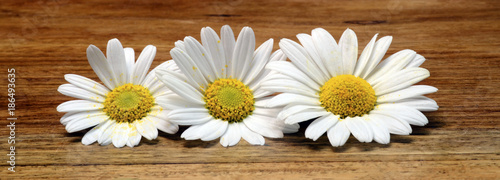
[1,0,499,179]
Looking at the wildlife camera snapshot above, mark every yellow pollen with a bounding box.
[319,75,377,119]
[204,79,255,123]
[103,83,154,123]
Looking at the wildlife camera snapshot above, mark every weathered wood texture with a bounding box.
[1,0,499,179]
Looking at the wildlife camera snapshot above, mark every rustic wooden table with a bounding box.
[1,0,499,179]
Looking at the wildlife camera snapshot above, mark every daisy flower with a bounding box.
[57,39,179,148]
[261,28,438,146]
[156,25,298,147]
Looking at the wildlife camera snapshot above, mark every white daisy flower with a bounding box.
[261,28,438,146]
[57,39,179,148]
[155,25,299,147]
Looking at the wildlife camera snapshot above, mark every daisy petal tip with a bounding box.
[112,142,125,148]
[63,74,72,81]
[146,44,157,51]
[344,28,355,34]
[65,126,76,133]
[312,27,327,32]
[382,35,393,42]
[242,26,254,32]
[329,140,346,147]
[107,38,122,46]
[81,140,94,146]
[87,44,98,51]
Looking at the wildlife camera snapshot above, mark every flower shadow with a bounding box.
[282,121,424,152]
[158,126,219,148]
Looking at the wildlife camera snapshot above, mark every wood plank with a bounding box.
[0,0,499,178]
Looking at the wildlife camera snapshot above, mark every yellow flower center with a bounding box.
[204,79,255,123]
[103,83,154,123]
[319,75,376,119]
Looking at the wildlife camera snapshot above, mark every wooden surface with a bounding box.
[1,0,499,179]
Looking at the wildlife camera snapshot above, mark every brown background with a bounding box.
[1,0,499,179]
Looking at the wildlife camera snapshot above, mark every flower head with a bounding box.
[156,25,298,147]
[57,39,179,148]
[262,28,438,146]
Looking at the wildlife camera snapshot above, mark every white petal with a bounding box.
[134,118,158,141]
[353,34,378,77]
[201,120,229,141]
[112,123,130,148]
[243,115,283,138]
[126,131,142,148]
[65,113,108,133]
[367,49,416,84]
[339,28,358,75]
[311,28,341,77]
[124,47,135,76]
[405,54,426,68]
[305,114,338,141]
[243,39,273,85]
[195,119,229,141]
[221,25,236,77]
[359,36,393,79]
[368,113,411,135]
[157,71,205,104]
[184,36,218,81]
[86,45,117,89]
[260,78,318,97]
[279,38,327,84]
[60,110,104,125]
[142,60,179,87]
[201,27,225,77]
[155,66,197,90]
[156,94,201,110]
[58,84,105,102]
[175,40,186,51]
[364,115,390,144]
[231,27,255,80]
[82,123,105,145]
[150,116,179,134]
[327,121,350,147]
[181,125,203,140]
[57,100,103,112]
[64,74,109,96]
[149,83,172,98]
[285,109,331,124]
[132,45,156,84]
[168,108,212,125]
[377,85,438,103]
[97,120,116,145]
[147,106,169,120]
[107,39,128,85]
[247,49,288,90]
[252,88,274,99]
[266,93,320,108]
[220,123,241,147]
[373,67,430,96]
[344,117,373,143]
[252,105,280,116]
[265,61,320,90]
[283,123,300,134]
[170,47,209,89]
[394,96,439,112]
[296,33,330,79]
[278,104,324,121]
[239,123,265,145]
[375,104,429,126]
